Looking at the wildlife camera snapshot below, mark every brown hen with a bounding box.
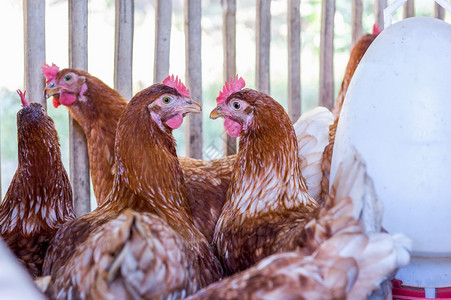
[42,63,127,206]
[43,64,232,242]
[210,77,320,275]
[189,232,410,300]
[187,148,411,300]
[43,78,223,299]
[320,25,380,203]
[0,90,74,277]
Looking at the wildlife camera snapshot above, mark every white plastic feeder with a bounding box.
[330,0,451,289]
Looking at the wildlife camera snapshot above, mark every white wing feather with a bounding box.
[294,107,333,202]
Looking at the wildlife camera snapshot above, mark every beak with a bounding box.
[210,106,224,119]
[44,86,61,99]
[178,98,202,114]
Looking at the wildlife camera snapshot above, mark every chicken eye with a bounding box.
[64,75,72,82]
[162,96,171,104]
[232,101,241,110]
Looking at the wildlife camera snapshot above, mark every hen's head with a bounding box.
[42,63,88,108]
[128,75,201,132]
[114,76,200,196]
[210,75,288,138]
[16,90,59,160]
[16,89,51,127]
[210,75,247,138]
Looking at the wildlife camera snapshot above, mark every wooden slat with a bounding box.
[154,0,172,83]
[403,0,415,18]
[184,0,203,159]
[114,0,134,100]
[319,0,335,109]
[287,0,301,122]
[351,0,363,46]
[374,0,387,30]
[435,2,445,20]
[222,0,237,155]
[22,0,46,199]
[69,0,91,216]
[256,0,271,94]
[23,0,46,108]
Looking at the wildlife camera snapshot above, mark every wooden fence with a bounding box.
[11,0,447,216]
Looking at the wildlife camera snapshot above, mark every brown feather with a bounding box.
[187,250,357,300]
[191,230,407,300]
[179,155,235,241]
[0,103,74,277]
[188,148,411,299]
[213,89,318,275]
[53,69,127,206]
[48,210,202,299]
[43,83,223,299]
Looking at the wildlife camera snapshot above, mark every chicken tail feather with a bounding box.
[330,146,383,232]
[48,210,196,299]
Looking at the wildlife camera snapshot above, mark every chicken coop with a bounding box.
[4,0,447,213]
[1,0,451,298]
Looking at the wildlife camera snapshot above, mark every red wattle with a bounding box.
[224,118,242,138]
[59,93,77,106]
[52,98,61,108]
[166,114,184,129]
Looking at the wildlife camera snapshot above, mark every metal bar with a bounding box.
[154,0,172,83]
[69,0,91,216]
[222,0,237,155]
[184,0,203,159]
[403,0,415,18]
[114,0,134,100]
[435,0,451,15]
[319,0,335,109]
[374,0,387,30]
[435,2,445,19]
[352,0,363,46]
[23,0,46,108]
[287,0,301,122]
[384,0,406,28]
[256,0,271,94]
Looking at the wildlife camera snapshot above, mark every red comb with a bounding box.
[216,75,245,105]
[162,75,190,98]
[17,89,29,107]
[41,63,60,83]
[373,23,381,35]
